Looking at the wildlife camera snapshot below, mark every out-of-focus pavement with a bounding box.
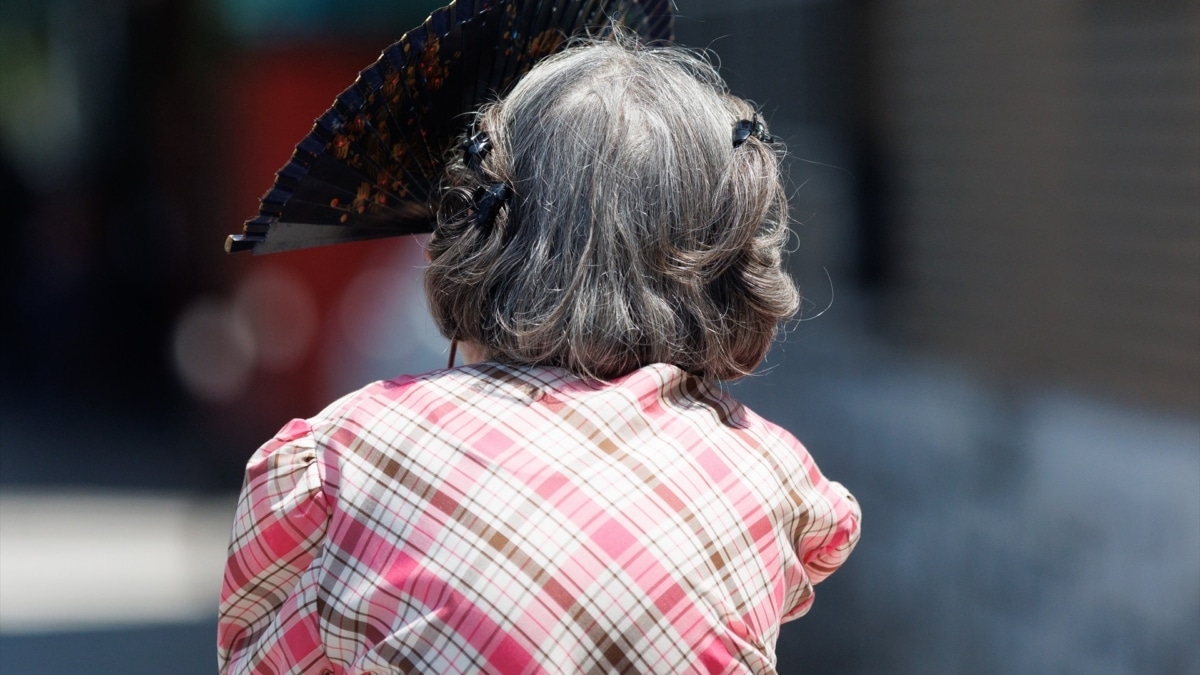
[0,493,232,632]
[0,496,231,671]
[0,350,241,671]
[1,301,1197,674]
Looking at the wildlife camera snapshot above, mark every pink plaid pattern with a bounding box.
[218,363,859,674]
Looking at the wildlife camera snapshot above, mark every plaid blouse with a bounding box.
[218,362,859,674]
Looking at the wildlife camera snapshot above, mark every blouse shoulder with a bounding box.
[241,418,324,507]
[219,418,331,673]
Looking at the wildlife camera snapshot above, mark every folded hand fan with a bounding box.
[226,0,674,254]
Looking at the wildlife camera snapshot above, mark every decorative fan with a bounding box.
[226,0,674,255]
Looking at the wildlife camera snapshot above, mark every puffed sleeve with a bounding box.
[801,480,860,584]
[217,418,331,674]
[782,441,862,621]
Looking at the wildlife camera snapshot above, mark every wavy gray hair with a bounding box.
[425,38,799,381]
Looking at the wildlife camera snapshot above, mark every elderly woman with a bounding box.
[219,38,860,675]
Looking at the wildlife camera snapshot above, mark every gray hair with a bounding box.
[424,38,799,381]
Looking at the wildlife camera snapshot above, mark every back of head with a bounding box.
[426,38,799,381]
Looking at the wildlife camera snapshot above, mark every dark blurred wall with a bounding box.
[868,0,1200,414]
[0,0,221,410]
[685,0,1199,414]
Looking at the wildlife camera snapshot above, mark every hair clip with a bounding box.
[463,130,493,172]
[473,182,513,229]
[732,117,775,147]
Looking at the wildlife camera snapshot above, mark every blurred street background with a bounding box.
[1,0,1197,673]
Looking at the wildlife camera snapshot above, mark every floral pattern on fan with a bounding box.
[228,0,674,254]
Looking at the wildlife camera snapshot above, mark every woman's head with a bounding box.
[425,37,799,380]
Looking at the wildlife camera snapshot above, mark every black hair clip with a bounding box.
[732,117,775,147]
[473,182,513,229]
[463,130,493,172]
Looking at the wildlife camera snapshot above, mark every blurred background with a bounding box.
[0,0,1196,672]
